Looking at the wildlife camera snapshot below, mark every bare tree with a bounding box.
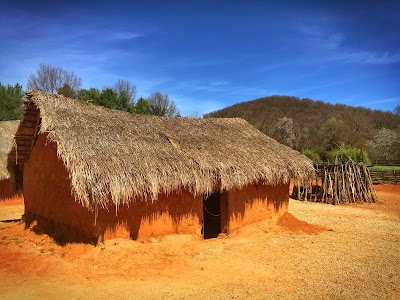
[272,117,295,148]
[27,64,82,94]
[113,79,136,103]
[189,112,202,118]
[147,92,179,117]
[394,105,400,116]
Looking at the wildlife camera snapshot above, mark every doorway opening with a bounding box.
[202,192,222,239]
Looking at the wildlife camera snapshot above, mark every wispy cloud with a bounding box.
[297,23,325,37]
[109,32,144,40]
[165,57,234,69]
[323,33,345,50]
[335,51,400,65]
[258,61,298,73]
[296,21,400,65]
[297,22,345,50]
[287,73,374,95]
[210,80,230,86]
[361,97,399,106]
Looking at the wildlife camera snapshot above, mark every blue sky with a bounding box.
[1,0,399,116]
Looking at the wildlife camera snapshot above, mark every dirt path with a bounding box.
[0,186,399,299]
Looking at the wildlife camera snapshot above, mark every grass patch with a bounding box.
[369,165,400,171]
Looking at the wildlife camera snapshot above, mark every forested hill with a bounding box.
[204,96,400,161]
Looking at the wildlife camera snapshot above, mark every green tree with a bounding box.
[115,91,135,112]
[78,86,135,112]
[57,83,76,98]
[77,88,101,103]
[98,88,118,109]
[134,97,150,114]
[302,149,320,163]
[320,117,350,151]
[326,147,370,164]
[0,83,24,121]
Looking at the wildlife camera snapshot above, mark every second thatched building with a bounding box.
[0,120,22,199]
[11,91,314,243]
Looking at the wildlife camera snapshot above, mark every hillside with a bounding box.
[204,96,400,159]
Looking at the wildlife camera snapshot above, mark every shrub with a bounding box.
[303,149,321,163]
[326,148,370,164]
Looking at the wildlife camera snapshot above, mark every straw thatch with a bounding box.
[0,120,20,180]
[13,91,314,210]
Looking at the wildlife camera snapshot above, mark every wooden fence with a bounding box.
[371,160,400,166]
[369,170,400,184]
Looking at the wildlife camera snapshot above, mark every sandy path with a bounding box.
[0,186,399,299]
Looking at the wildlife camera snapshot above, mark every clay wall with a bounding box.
[23,133,289,243]
[227,182,289,232]
[0,179,13,199]
[23,134,203,243]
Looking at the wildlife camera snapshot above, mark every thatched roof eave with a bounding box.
[14,91,315,209]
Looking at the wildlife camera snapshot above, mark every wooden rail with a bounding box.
[371,160,400,166]
[369,170,400,184]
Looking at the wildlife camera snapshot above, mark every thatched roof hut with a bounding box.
[13,91,315,242]
[15,91,313,207]
[0,120,20,181]
[0,120,21,199]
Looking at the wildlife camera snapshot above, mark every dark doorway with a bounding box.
[12,163,24,191]
[202,192,222,239]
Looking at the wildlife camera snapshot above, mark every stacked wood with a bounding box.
[292,162,378,205]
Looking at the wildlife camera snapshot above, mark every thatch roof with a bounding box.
[12,91,314,210]
[0,120,20,180]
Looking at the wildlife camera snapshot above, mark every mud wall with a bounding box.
[23,133,290,242]
[227,182,289,232]
[0,179,13,199]
[24,133,203,242]
[0,166,22,200]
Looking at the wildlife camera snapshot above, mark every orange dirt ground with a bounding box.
[0,186,399,299]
